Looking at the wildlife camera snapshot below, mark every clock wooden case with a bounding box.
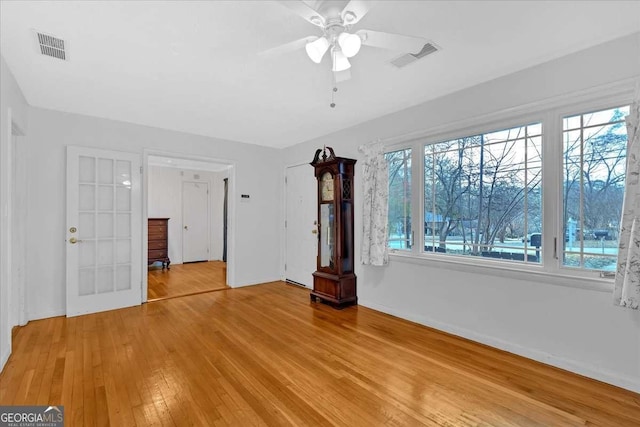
[310,147,357,308]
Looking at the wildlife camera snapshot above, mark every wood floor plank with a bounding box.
[147,260,228,301]
[1,277,639,426]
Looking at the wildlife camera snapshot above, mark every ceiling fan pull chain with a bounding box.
[330,51,337,108]
[330,86,338,109]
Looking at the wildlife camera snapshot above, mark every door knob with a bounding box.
[69,237,82,244]
[312,229,318,234]
[184,225,188,230]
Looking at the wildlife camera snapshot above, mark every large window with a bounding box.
[424,124,542,262]
[562,106,629,271]
[385,100,631,279]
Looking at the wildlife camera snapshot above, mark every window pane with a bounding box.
[386,148,412,250]
[423,124,542,263]
[98,158,114,184]
[79,156,95,183]
[562,105,628,270]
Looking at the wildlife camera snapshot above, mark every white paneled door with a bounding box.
[66,146,142,317]
[285,164,317,288]
[182,181,209,263]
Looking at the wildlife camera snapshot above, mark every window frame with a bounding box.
[384,86,635,291]
[559,104,629,272]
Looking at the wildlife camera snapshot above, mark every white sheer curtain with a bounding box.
[360,141,389,266]
[614,98,640,309]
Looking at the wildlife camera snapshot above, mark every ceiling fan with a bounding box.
[262,0,428,80]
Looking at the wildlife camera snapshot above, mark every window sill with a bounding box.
[388,251,614,293]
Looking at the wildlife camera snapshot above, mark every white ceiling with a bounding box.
[1,1,639,148]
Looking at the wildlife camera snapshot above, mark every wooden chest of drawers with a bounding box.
[148,218,170,269]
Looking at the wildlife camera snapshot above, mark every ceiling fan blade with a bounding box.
[357,29,426,54]
[276,0,325,27]
[341,0,371,25]
[259,36,317,58]
[334,68,352,83]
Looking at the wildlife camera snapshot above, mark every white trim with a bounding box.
[27,308,66,321]
[389,252,612,293]
[0,349,9,375]
[11,130,28,327]
[0,109,13,373]
[144,149,235,171]
[148,155,230,173]
[360,298,640,394]
[142,156,149,302]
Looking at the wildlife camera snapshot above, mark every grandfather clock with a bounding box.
[310,146,357,308]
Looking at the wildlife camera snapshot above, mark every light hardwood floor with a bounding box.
[148,260,228,301]
[1,282,639,426]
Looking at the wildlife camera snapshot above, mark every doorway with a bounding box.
[145,154,233,301]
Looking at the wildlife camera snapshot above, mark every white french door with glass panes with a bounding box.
[66,146,142,317]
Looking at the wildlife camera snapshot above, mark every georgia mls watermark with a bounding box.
[0,406,64,427]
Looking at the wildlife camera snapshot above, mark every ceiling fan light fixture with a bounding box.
[338,32,361,58]
[310,16,324,26]
[343,11,357,24]
[332,48,351,72]
[305,36,329,63]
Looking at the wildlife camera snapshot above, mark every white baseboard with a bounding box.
[231,277,283,288]
[28,308,66,322]
[359,299,640,394]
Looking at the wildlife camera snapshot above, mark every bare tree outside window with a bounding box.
[563,106,629,271]
[386,148,412,249]
[424,123,542,263]
[383,103,630,274]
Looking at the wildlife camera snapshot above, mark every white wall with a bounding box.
[0,55,29,371]
[24,107,282,321]
[148,165,226,264]
[282,33,640,392]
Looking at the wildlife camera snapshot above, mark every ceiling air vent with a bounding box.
[390,42,439,69]
[34,31,67,60]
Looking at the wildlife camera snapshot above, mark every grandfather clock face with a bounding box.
[320,172,334,202]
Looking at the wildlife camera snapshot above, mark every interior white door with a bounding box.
[285,164,317,288]
[66,146,142,317]
[183,181,209,263]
